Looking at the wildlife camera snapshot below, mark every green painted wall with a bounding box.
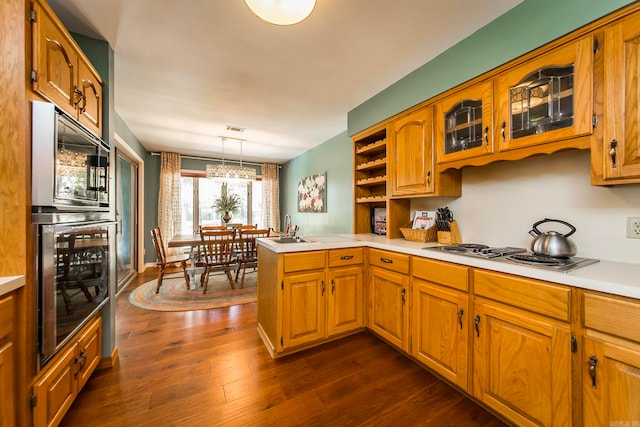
[281,131,352,236]
[283,0,636,236]
[348,0,636,135]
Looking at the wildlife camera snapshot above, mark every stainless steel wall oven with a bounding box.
[32,99,115,368]
[33,212,115,368]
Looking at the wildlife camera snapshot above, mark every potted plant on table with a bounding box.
[213,193,241,223]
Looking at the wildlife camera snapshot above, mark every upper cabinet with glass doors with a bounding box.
[495,36,594,152]
[435,80,494,163]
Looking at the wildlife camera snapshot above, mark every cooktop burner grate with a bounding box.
[507,254,569,265]
[424,243,599,272]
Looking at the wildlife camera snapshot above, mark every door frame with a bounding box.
[114,133,145,273]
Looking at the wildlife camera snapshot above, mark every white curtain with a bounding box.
[158,152,182,255]
[261,163,280,231]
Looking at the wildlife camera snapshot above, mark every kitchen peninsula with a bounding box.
[257,235,640,426]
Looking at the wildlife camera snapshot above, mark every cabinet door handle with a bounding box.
[73,85,87,112]
[609,140,618,168]
[380,257,393,264]
[340,255,353,260]
[321,280,325,296]
[331,279,335,294]
[401,288,406,303]
[474,314,481,337]
[501,121,507,142]
[484,126,489,145]
[458,308,464,330]
[426,170,431,186]
[589,354,598,388]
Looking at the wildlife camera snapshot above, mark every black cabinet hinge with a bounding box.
[30,8,37,22]
[30,69,37,83]
[571,336,578,353]
[592,114,598,129]
[593,38,600,54]
[30,393,37,408]
[281,280,284,290]
[280,337,283,346]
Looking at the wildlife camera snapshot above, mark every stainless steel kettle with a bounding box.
[528,218,577,258]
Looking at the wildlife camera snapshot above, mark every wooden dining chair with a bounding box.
[235,228,270,288]
[150,227,190,293]
[237,224,258,230]
[199,229,237,293]
[199,225,228,232]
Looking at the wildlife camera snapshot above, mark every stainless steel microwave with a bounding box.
[32,100,109,209]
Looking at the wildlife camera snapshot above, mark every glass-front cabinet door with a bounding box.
[495,36,594,152]
[435,79,493,163]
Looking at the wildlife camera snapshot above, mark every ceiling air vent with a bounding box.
[225,125,245,133]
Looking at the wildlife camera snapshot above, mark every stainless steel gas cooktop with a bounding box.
[425,243,599,272]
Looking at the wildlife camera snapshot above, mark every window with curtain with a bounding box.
[180,176,263,233]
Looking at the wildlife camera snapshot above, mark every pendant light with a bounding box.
[206,137,256,184]
[244,0,316,26]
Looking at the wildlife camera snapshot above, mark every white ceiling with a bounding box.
[47,0,522,164]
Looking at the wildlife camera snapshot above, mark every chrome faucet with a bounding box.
[284,214,292,236]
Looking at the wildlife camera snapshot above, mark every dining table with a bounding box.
[167,234,203,289]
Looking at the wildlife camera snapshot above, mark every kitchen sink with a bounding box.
[270,237,307,243]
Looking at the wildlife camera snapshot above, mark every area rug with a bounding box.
[128,272,257,312]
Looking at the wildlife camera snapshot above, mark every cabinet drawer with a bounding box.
[283,251,326,273]
[412,257,468,292]
[473,270,570,322]
[369,248,409,274]
[0,295,13,340]
[329,248,363,267]
[584,292,640,343]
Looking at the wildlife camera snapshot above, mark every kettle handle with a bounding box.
[531,218,576,237]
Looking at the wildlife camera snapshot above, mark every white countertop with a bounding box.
[0,275,25,297]
[257,234,640,299]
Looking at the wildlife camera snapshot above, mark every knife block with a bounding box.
[437,220,462,245]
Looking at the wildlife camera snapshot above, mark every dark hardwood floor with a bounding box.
[61,268,507,426]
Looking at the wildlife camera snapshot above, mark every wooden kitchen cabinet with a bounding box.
[260,248,365,355]
[591,12,640,184]
[411,258,469,390]
[435,79,494,164]
[353,125,388,235]
[494,36,594,152]
[31,0,103,136]
[472,270,572,427]
[368,249,410,352]
[327,249,364,336]
[32,315,102,427]
[390,106,461,198]
[281,251,327,349]
[0,295,15,427]
[582,291,640,426]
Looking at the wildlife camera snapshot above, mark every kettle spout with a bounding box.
[529,229,540,238]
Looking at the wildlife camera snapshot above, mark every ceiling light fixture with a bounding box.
[244,0,316,26]
[206,137,257,184]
